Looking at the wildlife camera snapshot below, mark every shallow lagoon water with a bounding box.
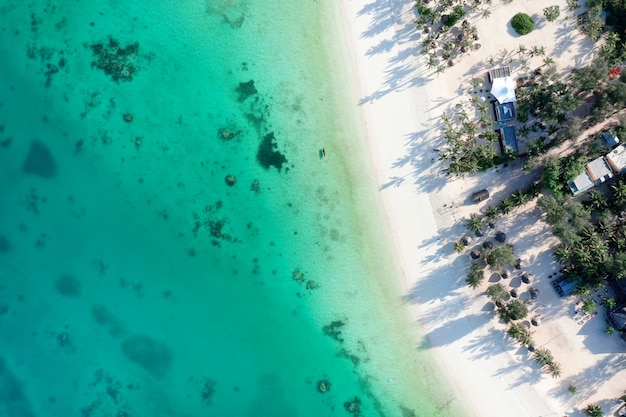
[0,1,465,416]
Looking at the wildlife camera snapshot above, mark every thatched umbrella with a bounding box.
[510,288,518,298]
[501,271,509,279]
[531,316,541,326]
[482,241,493,249]
[514,259,522,270]
[470,249,481,259]
[529,287,540,299]
[495,231,506,243]
[521,272,531,284]
[461,235,472,246]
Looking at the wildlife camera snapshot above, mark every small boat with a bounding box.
[322,148,326,157]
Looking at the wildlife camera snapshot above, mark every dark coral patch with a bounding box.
[236,80,257,102]
[55,274,81,297]
[257,132,287,171]
[90,37,139,83]
[0,235,12,253]
[121,335,172,378]
[23,140,57,178]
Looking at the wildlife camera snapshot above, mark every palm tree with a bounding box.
[552,244,572,263]
[543,56,555,66]
[466,263,485,289]
[506,323,525,340]
[485,205,500,222]
[588,190,608,210]
[499,197,515,214]
[511,190,530,206]
[533,348,553,366]
[426,54,438,69]
[485,245,515,272]
[517,44,527,56]
[466,213,483,234]
[519,329,534,347]
[482,9,491,19]
[517,125,531,138]
[546,361,562,378]
[584,403,603,417]
[487,283,508,303]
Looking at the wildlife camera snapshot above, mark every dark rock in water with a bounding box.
[0,357,36,417]
[344,396,362,415]
[257,132,287,171]
[317,379,331,393]
[91,304,124,337]
[90,37,140,83]
[0,235,12,253]
[201,379,216,404]
[225,174,237,186]
[23,140,57,178]
[306,280,320,290]
[55,274,81,297]
[236,80,257,102]
[121,335,172,378]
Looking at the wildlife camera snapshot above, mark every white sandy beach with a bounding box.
[339,0,626,416]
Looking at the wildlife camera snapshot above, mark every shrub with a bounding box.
[543,5,561,22]
[511,13,535,35]
[445,5,465,27]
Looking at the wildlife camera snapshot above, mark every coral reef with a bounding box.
[0,235,12,253]
[121,335,172,378]
[236,80,257,102]
[323,320,345,342]
[317,379,331,393]
[224,174,237,186]
[90,37,140,82]
[257,132,287,171]
[55,274,81,297]
[344,396,362,416]
[23,140,57,178]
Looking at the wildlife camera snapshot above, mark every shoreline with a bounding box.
[335,0,620,416]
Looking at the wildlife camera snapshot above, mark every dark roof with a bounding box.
[489,66,511,81]
[499,126,518,154]
[494,102,516,121]
[472,189,489,203]
[608,306,626,330]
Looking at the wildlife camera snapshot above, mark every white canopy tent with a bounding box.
[490,76,516,103]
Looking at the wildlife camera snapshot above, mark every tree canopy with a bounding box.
[511,13,535,35]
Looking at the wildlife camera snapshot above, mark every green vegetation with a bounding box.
[543,5,561,21]
[568,384,577,394]
[444,5,465,27]
[498,300,528,323]
[487,283,508,304]
[466,263,485,289]
[466,213,484,234]
[585,403,603,417]
[583,299,597,314]
[484,245,516,273]
[533,348,553,366]
[511,13,535,35]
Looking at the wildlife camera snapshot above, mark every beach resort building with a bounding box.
[606,143,626,174]
[585,156,614,184]
[569,146,623,195]
[569,170,595,196]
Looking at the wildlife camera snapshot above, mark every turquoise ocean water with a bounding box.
[0,1,466,416]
